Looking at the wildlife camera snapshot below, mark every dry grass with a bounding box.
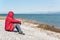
[37,24,60,33]
[0,16,6,20]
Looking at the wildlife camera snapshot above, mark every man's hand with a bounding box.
[19,21,21,25]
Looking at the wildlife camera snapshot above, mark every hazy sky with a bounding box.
[0,0,60,13]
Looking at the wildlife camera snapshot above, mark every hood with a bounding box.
[8,11,14,18]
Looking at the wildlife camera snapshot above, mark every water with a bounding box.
[0,14,60,28]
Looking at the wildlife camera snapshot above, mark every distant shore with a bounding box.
[0,16,60,33]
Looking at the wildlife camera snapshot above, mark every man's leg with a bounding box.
[14,24,25,35]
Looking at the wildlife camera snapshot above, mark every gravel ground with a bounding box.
[0,20,60,40]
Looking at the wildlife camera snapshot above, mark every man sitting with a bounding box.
[5,11,25,35]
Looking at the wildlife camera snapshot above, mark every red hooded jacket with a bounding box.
[5,11,21,31]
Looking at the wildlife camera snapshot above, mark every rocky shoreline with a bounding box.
[0,16,60,40]
[0,16,60,33]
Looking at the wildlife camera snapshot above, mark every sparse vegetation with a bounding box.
[37,24,60,33]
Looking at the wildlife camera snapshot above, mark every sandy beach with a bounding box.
[0,16,60,40]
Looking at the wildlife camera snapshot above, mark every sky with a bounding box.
[0,0,60,13]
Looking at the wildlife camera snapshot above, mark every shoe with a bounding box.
[19,32,25,35]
